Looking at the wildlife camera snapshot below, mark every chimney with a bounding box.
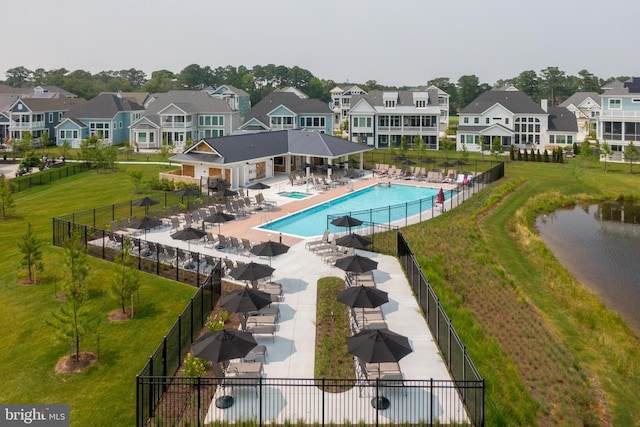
[541,98,548,112]
[117,90,122,99]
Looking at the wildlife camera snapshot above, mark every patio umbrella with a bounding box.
[401,159,416,166]
[391,155,405,161]
[174,187,201,197]
[170,226,207,251]
[250,241,290,265]
[334,254,378,274]
[132,197,159,214]
[436,188,445,205]
[215,188,239,198]
[190,328,258,408]
[338,285,388,325]
[220,288,272,331]
[335,233,372,249]
[247,181,270,190]
[452,160,468,166]
[331,215,363,229]
[208,180,228,191]
[438,161,455,168]
[347,328,413,410]
[228,261,275,282]
[204,211,235,234]
[129,216,162,238]
[420,157,435,164]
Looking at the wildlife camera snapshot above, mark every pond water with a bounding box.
[536,202,640,337]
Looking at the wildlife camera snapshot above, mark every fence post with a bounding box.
[162,336,167,377]
[197,376,201,427]
[177,317,181,371]
[322,377,325,426]
[430,378,434,425]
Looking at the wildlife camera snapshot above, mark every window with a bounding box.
[384,100,396,108]
[463,117,469,124]
[473,117,479,124]
[138,132,147,143]
[48,113,53,122]
[609,99,621,109]
[486,118,490,124]
[415,100,426,108]
[633,98,640,103]
[119,121,123,129]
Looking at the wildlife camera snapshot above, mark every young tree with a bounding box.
[399,136,408,157]
[123,141,133,161]
[461,142,470,164]
[600,140,612,172]
[49,231,92,363]
[440,138,455,162]
[624,142,639,173]
[0,174,15,218]
[416,137,426,162]
[109,237,140,314]
[158,142,175,163]
[491,136,502,160]
[127,168,144,193]
[18,222,43,283]
[60,140,71,160]
[509,145,515,160]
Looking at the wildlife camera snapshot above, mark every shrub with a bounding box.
[183,352,209,379]
[206,311,229,331]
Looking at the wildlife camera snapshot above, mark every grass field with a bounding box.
[0,164,196,426]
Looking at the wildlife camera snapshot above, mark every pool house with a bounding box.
[165,130,372,190]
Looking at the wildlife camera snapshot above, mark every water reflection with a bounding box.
[536,202,640,338]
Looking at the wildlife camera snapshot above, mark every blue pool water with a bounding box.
[277,191,313,199]
[260,184,443,237]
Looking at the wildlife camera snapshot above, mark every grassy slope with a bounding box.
[0,165,195,426]
[398,156,640,425]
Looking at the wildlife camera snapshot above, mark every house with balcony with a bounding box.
[0,112,9,143]
[597,77,640,154]
[330,85,368,131]
[208,85,251,122]
[129,90,238,149]
[347,88,442,149]
[55,93,144,148]
[559,92,601,141]
[6,97,85,144]
[239,91,333,134]
[456,86,576,153]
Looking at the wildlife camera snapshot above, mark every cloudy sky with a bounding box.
[4,0,638,86]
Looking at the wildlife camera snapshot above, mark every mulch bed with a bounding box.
[55,352,98,373]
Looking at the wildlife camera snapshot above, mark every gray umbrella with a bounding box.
[338,285,389,326]
[170,226,207,251]
[331,215,363,228]
[228,261,275,282]
[132,197,159,207]
[334,254,378,274]
[174,188,201,197]
[220,288,273,331]
[247,182,271,190]
[335,233,372,249]
[129,216,162,239]
[250,240,290,265]
[191,329,258,363]
[347,328,412,363]
[204,211,235,234]
[215,188,238,198]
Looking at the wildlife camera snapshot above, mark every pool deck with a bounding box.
[135,172,471,424]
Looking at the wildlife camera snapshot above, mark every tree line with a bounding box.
[2,64,630,113]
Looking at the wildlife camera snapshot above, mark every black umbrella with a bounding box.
[335,233,372,249]
[438,161,455,168]
[170,226,207,251]
[331,215,363,228]
[215,188,238,198]
[250,241,290,265]
[247,182,270,190]
[420,157,435,164]
[391,155,406,161]
[191,329,258,362]
[338,285,388,309]
[401,159,416,166]
[132,197,159,207]
[208,180,228,191]
[220,288,272,331]
[204,211,235,234]
[229,261,275,282]
[318,164,333,171]
[452,160,468,166]
[174,187,201,197]
[129,216,162,239]
[334,254,378,274]
[347,328,412,410]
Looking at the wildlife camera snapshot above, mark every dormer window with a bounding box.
[415,100,426,108]
[384,100,396,108]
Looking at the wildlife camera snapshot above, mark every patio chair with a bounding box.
[305,229,330,250]
[255,193,277,209]
[241,238,254,255]
[230,236,243,254]
[243,345,268,363]
[246,324,276,342]
[217,234,230,251]
[204,232,218,248]
[223,258,235,272]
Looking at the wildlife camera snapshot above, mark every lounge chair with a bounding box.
[305,229,330,250]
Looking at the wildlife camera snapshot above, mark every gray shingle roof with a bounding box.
[459,90,546,115]
[548,107,578,132]
[242,92,331,127]
[172,130,371,165]
[144,90,233,115]
[559,92,601,108]
[352,88,440,108]
[14,97,85,112]
[62,94,143,119]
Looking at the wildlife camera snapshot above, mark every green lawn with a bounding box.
[0,165,195,426]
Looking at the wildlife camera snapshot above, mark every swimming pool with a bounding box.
[260,184,444,237]
[277,191,313,199]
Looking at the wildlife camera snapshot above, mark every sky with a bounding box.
[3,0,639,87]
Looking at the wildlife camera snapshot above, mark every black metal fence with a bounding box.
[397,232,484,425]
[52,219,222,287]
[136,376,483,426]
[10,162,91,192]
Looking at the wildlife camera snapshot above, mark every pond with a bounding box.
[536,201,640,337]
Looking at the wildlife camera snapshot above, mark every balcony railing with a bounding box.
[601,110,640,119]
[161,121,193,128]
[10,121,45,129]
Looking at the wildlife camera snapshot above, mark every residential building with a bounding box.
[0,112,9,143]
[129,90,238,149]
[239,91,333,134]
[31,85,77,99]
[426,85,451,130]
[6,97,85,144]
[597,77,640,153]
[208,85,252,121]
[456,86,577,152]
[330,85,368,130]
[559,92,601,141]
[168,130,371,189]
[347,88,443,149]
[55,93,144,148]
